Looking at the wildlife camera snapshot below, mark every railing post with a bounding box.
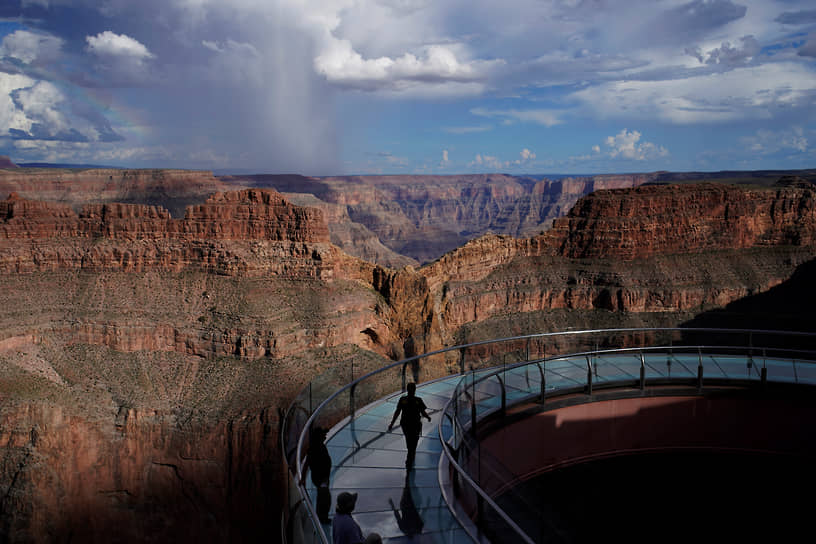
[639,351,646,390]
[459,348,465,375]
[761,348,767,387]
[749,331,754,360]
[747,340,753,371]
[526,337,530,362]
[537,362,546,403]
[697,348,704,391]
[470,367,477,436]
[401,362,407,392]
[586,355,593,395]
[349,383,356,420]
[497,374,506,417]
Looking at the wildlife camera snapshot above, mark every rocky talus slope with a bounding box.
[2,180,816,542]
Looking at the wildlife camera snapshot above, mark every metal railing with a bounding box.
[281,328,816,544]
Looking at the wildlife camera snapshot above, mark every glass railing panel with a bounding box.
[471,375,503,417]
[710,355,760,380]
[698,353,729,378]
[794,361,816,384]
[663,352,698,378]
[544,356,586,387]
[761,358,798,383]
[285,469,326,544]
[502,365,538,397]
[592,352,639,384]
[404,350,460,385]
[641,352,674,378]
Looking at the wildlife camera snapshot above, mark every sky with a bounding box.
[0,0,815,176]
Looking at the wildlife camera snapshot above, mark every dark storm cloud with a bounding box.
[649,0,747,44]
[799,34,816,57]
[775,10,816,25]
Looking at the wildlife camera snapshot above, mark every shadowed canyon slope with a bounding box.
[2,173,816,542]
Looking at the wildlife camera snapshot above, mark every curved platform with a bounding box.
[288,330,816,544]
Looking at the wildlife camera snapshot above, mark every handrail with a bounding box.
[437,416,537,544]
[454,342,816,401]
[285,327,816,544]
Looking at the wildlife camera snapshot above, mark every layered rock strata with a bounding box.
[416,183,816,341]
[0,189,352,278]
[0,168,233,217]
[224,172,654,263]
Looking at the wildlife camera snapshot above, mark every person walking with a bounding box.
[387,382,431,469]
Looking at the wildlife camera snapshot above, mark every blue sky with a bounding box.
[0,0,815,175]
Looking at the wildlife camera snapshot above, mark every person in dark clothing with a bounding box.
[387,382,431,469]
[301,426,332,523]
[332,492,364,544]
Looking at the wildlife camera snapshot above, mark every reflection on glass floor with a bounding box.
[305,377,469,543]
[303,352,813,543]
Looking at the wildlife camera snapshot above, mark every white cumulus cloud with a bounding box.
[315,41,498,95]
[0,30,63,65]
[604,129,668,160]
[86,31,153,60]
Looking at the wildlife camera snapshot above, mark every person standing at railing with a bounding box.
[387,382,432,469]
[300,426,332,524]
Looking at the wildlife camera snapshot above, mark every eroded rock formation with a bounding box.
[415,183,816,341]
[223,172,654,263]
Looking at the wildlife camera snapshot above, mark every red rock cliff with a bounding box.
[413,183,816,340]
[538,183,816,260]
[0,189,346,276]
[0,168,235,219]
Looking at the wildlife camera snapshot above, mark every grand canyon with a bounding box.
[2,163,816,542]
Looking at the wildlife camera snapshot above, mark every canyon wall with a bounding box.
[3,175,816,542]
[223,172,656,263]
[415,183,816,343]
[0,168,233,218]
[0,187,398,542]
